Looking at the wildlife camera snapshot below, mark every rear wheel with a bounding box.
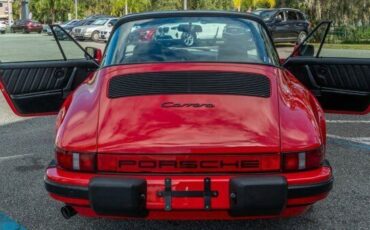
[91,31,100,42]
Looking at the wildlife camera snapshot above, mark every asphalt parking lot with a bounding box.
[0,34,369,230]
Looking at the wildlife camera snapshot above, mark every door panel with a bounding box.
[284,57,370,113]
[0,25,99,116]
[284,21,370,114]
[0,60,97,115]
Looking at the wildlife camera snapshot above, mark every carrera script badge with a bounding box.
[161,102,215,108]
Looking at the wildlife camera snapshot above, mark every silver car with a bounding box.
[72,18,118,41]
[0,21,7,34]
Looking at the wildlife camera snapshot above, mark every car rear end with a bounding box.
[44,63,332,220]
[44,12,333,220]
[26,20,43,33]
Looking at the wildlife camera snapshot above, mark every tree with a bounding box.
[111,0,151,16]
[151,0,182,11]
[255,0,276,8]
[233,0,242,11]
[29,0,73,23]
[190,0,232,10]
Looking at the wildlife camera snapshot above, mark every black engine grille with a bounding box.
[108,72,271,99]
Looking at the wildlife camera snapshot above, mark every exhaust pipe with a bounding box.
[61,205,77,219]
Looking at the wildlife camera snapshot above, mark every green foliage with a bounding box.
[29,0,74,23]
[13,0,370,35]
[151,0,182,11]
[255,0,276,9]
[190,0,232,10]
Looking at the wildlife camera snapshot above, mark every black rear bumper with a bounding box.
[45,161,333,217]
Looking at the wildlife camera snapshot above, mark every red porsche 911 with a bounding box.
[0,11,369,220]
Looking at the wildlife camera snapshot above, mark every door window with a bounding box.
[287,21,331,58]
[286,11,298,21]
[275,12,285,22]
[52,26,86,60]
[0,25,88,63]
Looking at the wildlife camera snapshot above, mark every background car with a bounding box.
[46,19,80,35]
[72,17,118,41]
[155,21,225,47]
[0,20,6,34]
[10,19,43,33]
[253,8,310,43]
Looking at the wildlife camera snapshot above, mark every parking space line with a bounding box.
[0,154,34,163]
[327,120,370,123]
[327,134,370,150]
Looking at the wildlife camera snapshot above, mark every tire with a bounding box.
[181,32,196,47]
[297,31,307,44]
[11,28,15,33]
[91,31,100,42]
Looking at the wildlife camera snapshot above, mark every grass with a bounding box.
[321,43,370,50]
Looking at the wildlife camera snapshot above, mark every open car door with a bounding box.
[283,21,370,114]
[0,25,100,116]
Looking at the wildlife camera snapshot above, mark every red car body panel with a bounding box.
[97,63,280,154]
[57,63,324,155]
[45,62,332,219]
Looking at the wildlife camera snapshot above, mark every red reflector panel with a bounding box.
[98,154,280,173]
[55,149,73,171]
[282,147,324,172]
[55,149,96,172]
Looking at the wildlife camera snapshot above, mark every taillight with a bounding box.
[282,147,324,171]
[55,148,96,172]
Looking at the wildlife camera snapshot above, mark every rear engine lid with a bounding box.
[97,63,281,155]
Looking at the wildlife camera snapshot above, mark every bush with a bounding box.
[327,26,370,44]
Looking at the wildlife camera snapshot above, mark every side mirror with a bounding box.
[108,23,113,27]
[85,47,103,64]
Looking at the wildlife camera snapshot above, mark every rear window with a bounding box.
[103,16,279,66]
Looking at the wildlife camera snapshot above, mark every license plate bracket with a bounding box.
[157,178,218,211]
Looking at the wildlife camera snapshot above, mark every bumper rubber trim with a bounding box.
[287,177,333,198]
[44,177,333,200]
[45,160,333,200]
[45,179,89,199]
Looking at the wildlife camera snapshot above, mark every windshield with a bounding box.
[103,16,279,66]
[92,19,108,25]
[253,10,277,21]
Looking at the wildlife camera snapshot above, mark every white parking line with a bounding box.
[327,120,370,123]
[327,134,370,146]
[0,153,34,163]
